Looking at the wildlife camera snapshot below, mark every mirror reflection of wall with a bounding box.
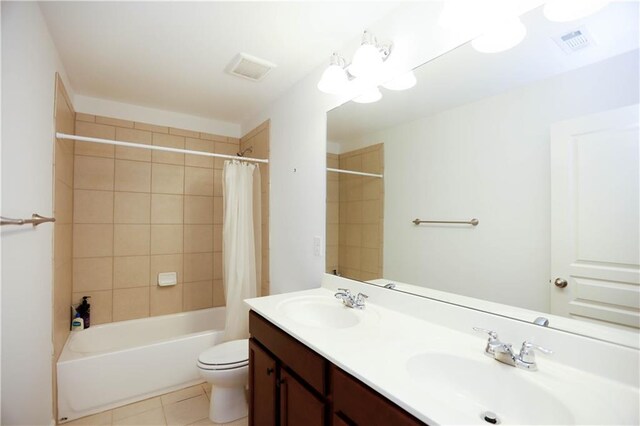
[326,3,639,331]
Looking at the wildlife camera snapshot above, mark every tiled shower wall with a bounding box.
[336,144,384,281]
[240,121,270,296]
[71,114,241,324]
[326,153,339,274]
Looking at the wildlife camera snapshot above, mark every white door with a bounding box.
[550,104,640,329]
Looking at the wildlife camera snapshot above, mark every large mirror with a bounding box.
[326,2,639,342]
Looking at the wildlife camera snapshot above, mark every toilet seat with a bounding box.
[198,339,248,371]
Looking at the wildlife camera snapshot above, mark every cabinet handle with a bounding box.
[266,367,274,375]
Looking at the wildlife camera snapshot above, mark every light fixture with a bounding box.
[348,31,389,78]
[382,71,417,91]
[543,0,611,22]
[352,87,382,104]
[471,17,527,53]
[317,53,349,95]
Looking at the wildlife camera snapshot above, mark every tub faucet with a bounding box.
[334,288,368,309]
[473,327,552,371]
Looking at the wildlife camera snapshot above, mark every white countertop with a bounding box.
[245,284,639,425]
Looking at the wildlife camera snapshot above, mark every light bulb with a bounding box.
[471,17,526,53]
[352,87,382,104]
[317,54,348,95]
[544,0,611,22]
[382,71,417,91]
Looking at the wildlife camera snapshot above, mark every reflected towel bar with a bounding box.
[1,213,56,227]
[327,168,383,178]
[412,218,479,226]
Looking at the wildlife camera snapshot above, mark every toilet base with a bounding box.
[209,386,248,424]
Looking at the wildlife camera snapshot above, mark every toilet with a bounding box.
[197,339,249,423]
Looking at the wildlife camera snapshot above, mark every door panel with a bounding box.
[279,369,324,426]
[249,340,277,426]
[551,104,640,328]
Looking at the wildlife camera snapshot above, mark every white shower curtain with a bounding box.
[222,160,261,341]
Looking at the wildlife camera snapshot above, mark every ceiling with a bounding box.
[40,1,400,124]
[327,2,639,145]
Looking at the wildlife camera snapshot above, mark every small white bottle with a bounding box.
[71,314,84,331]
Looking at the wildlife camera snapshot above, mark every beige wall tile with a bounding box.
[115,127,152,161]
[185,138,214,168]
[114,192,150,224]
[346,224,362,247]
[114,224,150,256]
[184,225,213,253]
[362,178,382,200]
[73,257,113,292]
[361,248,380,274]
[95,115,134,128]
[213,252,222,280]
[74,156,114,191]
[150,224,183,255]
[55,182,74,224]
[213,279,225,307]
[114,256,150,289]
[169,127,200,138]
[183,281,213,310]
[185,167,214,196]
[75,112,95,123]
[73,190,114,223]
[184,196,213,224]
[346,201,362,224]
[149,254,183,285]
[362,224,380,248]
[362,150,381,173]
[327,180,339,202]
[213,225,222,252]
[184,252,213,283]
[327,223,339,247]
[54,224,73,263]
[345,246,361,269]
[326,202,339,224]
[113,287,149,321]
[213,196,223,224]
[73,224,113,258]
[135,121,168,134]
[213,143,237,169]
[151,194,183,224]
[152,133,184,165]
[114,160,151,193]
[72,290,112,325]
[150,284,183,316]
[151,163,184,194]
[213,169,223,196]
[200,132,228,142]
[362,199,381,224]
[75,121,116,158]
[55,144,74,187]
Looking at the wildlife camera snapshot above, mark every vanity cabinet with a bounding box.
[249,311,425,426]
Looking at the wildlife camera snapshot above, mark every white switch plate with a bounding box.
[313,236,322,257]
[158,272,177,286]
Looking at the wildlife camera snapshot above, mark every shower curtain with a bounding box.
[222,160,261,341]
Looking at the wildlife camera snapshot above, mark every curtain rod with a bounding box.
[56,132,269,164]
[326,167,383,178]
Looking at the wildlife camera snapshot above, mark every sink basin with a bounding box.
[277,295,361,329]
[406,353,574,425]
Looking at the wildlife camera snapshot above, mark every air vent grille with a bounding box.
[553,27,594,54]
[226,53,276,82]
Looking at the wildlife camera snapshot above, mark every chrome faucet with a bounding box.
[473,327,552,371]
[334,288,368,309]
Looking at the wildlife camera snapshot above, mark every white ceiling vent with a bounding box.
[553,27,595,54]
[226,53,276,82]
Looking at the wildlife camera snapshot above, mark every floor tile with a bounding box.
[221,417,248,426]
[113,397,162,421]
[161,384,204,406]
[164,395,210,426]
[113,407,166,425]
[64,410,112,425]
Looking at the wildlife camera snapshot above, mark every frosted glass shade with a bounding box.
[382,71,417,91]
[317,64,349,95]
[353,87,382,104]
[471,18,526,53]
[349,44,383,78]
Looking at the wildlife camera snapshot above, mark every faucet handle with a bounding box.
[337,288,351,295]
[519,341,552,363]
[473,327,498,340]
[355,292,368,304]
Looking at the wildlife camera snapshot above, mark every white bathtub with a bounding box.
[57,307,225,423]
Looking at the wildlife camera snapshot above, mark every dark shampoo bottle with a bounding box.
[77,296,91,329]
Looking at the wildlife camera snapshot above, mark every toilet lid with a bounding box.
[198,339,249,369]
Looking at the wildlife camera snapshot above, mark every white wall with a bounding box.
[241,2,486,295]
[74,95,242,137]
[1,3,73,424]
[349,51,639,311]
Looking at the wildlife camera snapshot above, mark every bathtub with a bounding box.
[57,307,225,423]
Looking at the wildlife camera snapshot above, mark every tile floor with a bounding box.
[63,383,247,426]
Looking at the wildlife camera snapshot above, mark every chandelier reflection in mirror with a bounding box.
[317,31,417,103]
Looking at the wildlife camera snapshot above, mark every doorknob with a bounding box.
[554,278,568,288]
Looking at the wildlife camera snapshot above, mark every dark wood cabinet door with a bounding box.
[249,339,277,426]
[279,369,325,426]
